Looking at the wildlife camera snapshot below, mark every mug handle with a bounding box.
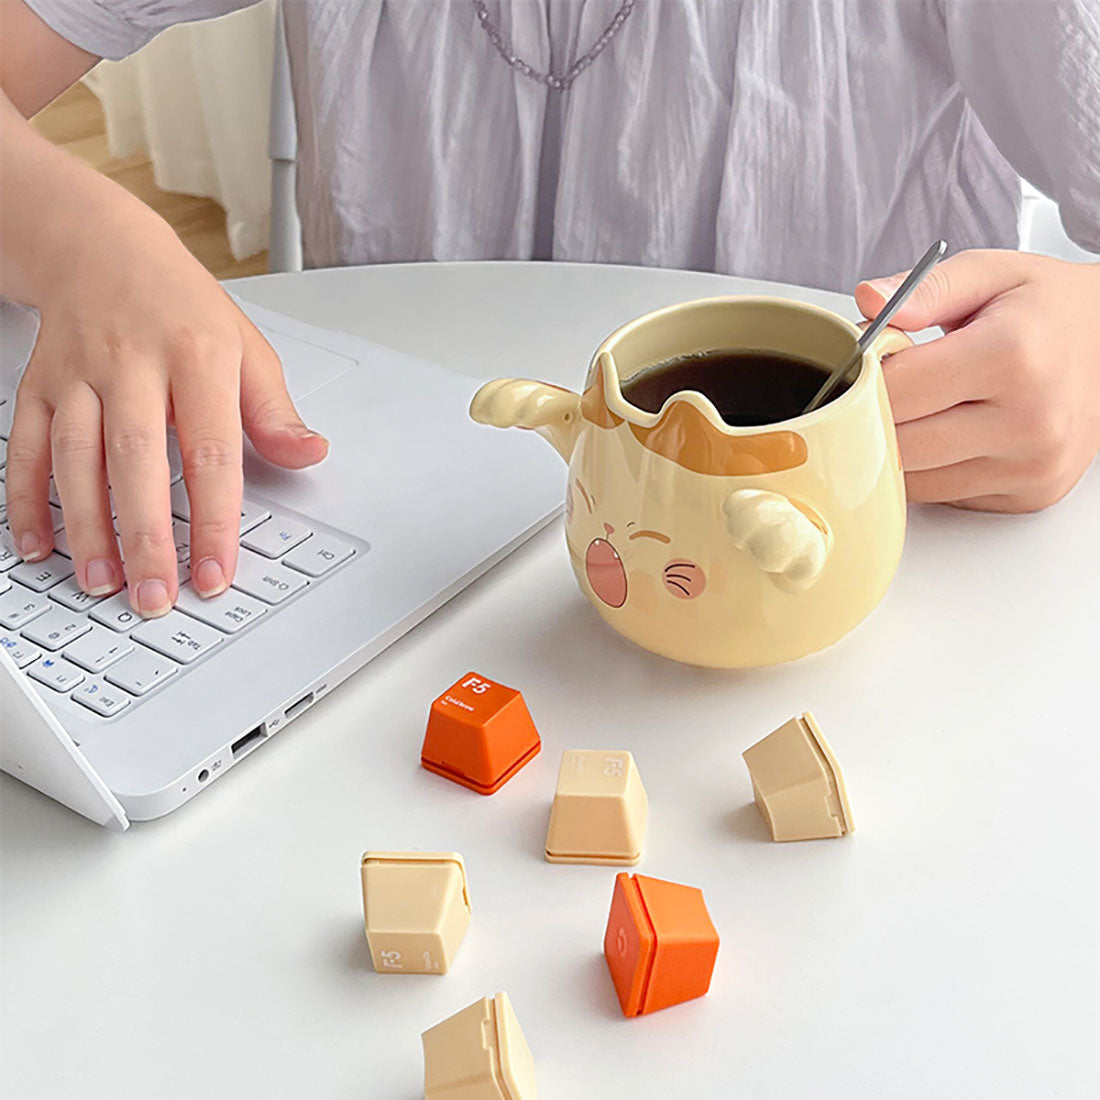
[470,378,583,463]
[865,324,914,359]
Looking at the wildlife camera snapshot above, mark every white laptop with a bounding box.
[0,297,563,829]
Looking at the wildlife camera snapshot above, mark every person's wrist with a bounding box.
[22,171,172,302]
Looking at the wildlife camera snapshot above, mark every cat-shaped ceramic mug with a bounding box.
[470,297,910,668]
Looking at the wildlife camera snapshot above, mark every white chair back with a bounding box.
[268,0,302,273]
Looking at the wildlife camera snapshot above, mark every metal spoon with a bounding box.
[803,239,948,414]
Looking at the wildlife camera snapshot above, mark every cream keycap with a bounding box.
[544,749,648,866]
[360,851,471,975]
[741,711,854,842]
[422,991,537,1100]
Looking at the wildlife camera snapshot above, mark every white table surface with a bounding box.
[3,262,1098,1100]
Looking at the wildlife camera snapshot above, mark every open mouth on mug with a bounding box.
[585,538,627,607]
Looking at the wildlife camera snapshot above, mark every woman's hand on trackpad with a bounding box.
[4,201,327,617]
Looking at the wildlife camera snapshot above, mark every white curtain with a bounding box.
[82,0,276,262]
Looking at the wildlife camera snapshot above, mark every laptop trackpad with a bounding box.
[261,325,358,402]
[241,338,563,541]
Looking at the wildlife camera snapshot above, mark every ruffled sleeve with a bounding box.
[24,0,258,61]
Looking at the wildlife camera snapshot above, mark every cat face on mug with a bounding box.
[565,360,809,612]
[567,475,709,608]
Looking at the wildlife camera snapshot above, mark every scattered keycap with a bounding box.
[360,851,471,976]
[422,992,536,1100]
[421,672,541,795]
[742,711,854,841]
[545,749,647,865]
[603,872,720,1017]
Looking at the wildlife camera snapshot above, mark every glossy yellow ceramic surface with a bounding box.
[471,297,908,668]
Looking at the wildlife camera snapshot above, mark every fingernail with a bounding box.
[192,557,227,597]
[865,275,903,300]
[85,558,118,596]
[18,533,44,562]
[134,579,171,618]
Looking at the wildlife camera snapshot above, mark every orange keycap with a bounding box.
[421,672,541,795]
[603,872,720,1017]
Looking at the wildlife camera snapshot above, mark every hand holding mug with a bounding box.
[857,249,1100,513]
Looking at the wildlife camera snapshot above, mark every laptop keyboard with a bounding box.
[0,400,359,718]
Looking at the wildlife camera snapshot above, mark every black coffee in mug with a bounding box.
[621,349,850,427]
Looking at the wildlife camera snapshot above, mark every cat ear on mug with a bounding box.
[722,488,831,587]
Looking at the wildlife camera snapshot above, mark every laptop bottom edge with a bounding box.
[115,508,562,822]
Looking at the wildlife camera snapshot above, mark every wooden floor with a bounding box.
[31,82,268,280]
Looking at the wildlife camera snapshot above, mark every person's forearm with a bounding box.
[0,0,100,116]
[0,90,170,306]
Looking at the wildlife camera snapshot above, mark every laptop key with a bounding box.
[105,647,177,696]
[28,655,85,693]
[167,433,183,483]
[173,483,259,534]
[22,607,92,651]
[169,479,191,520]
[0,586,50,629]
[50,577,108,612]
[71,679,131,717]
[282,535,356,577]
[239,499,271,536]
[9,553,75,592]
[132,610,222,664]
[52,522,119,561]
[231,549,309,604]
[173,585,266,634]
[90,592,141,632]
[0,572,9,595]
[61,626,134,673]
[0,633,41,668]
[171,518,191,563]
[241,514,312,558]
[0,529,18,572]
[52,527,71,557]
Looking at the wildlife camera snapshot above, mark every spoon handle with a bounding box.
[804,239,947,414]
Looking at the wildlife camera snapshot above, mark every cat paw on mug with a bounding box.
[722,489,829,586]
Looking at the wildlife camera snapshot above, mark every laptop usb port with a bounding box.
[231,725,268,759]
[284,691,314,721]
